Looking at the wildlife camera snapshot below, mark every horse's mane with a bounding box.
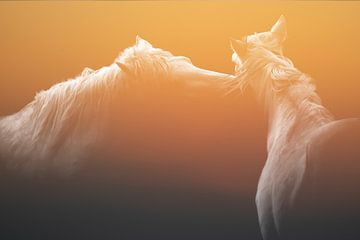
[0,41,175,175]
[116,41,173,84]
[228,45,334,149]
[34,41,175,139]
[229,46,333,121]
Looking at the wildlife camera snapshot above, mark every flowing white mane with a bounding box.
[229,44,334,154]
[0,39,179,177]
[116,40,173,84]
[229,46,333,121]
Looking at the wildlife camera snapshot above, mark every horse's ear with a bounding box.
[116,61,132,75]
[136,35,153,48]
[230,37,247,58]
[81,67,94,77]
[271,15,287,43]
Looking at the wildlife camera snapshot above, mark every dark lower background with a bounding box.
[0,176,261,240]
[0,94,266,240]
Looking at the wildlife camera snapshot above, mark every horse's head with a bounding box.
[228,16,289,99]
[230,15,287,67]
[115,36,233,93]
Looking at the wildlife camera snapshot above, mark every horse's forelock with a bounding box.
[116,43,173,82]
[238,47,331,121]
[228,46,314,103]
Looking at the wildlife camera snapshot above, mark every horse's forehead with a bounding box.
[248,32,272,43]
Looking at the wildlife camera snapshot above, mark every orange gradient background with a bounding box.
[0,2,360,239]
[1,1,360,191]
[1,2,360,116]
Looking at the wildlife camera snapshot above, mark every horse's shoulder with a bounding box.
[311,118,360,139]
[306,118,360,163]
[287,118,360,238]
[302,118,360,211]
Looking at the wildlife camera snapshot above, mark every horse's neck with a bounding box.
[267,84,334,153]
[0,114,15,157]
[0,107,31,147]
[0,117,4,143]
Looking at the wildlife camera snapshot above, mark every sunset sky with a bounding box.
[1,2,360,117]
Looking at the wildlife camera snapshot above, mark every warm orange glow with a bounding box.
[0,2,359,195]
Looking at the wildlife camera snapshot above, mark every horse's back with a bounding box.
[290,118,360,240]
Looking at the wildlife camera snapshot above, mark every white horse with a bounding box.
[229,16,360,240]
[0,36,234,178]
